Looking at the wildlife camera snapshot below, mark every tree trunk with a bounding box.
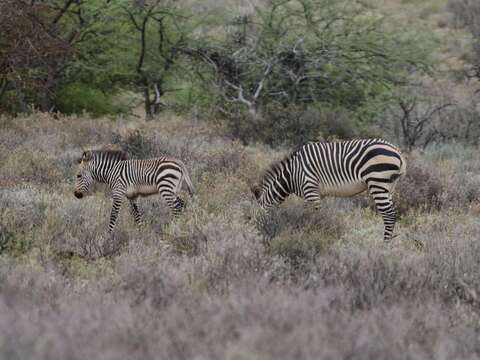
[143,83,153,120]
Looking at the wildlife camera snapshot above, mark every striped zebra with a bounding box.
[251,139,406,242]
[74,150,195,233]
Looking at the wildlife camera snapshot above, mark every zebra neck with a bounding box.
[262,171,292,207]
[91,161,118,185]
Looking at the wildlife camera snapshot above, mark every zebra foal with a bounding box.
[251,139,406,242]
[74,150,194,233]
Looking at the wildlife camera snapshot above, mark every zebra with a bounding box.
[74,150,195,233]
[251,139,406,242]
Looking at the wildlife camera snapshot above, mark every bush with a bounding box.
[112,129,157,158]
[224,106,358,146]
[257,105,324,146]
[0,226,30,256]
[255,200,345,264]
[394,154,443,214]
[55,83,120,117]
[195,141,247,177]
[4,110,480,360]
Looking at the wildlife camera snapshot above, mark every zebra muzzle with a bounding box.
[74,191,84,199]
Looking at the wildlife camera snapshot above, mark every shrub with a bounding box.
[0,227,29,256]
[394,154,443,214]
[257,105,324,146]
[55,83,119,117]
[195,141,247,177]
[255,200,345,264]
[223,106,358,146]
[443,173,480,208]
[112,129,157,158]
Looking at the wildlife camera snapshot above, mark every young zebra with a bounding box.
[251,139,406,242]
[74,150,195,233]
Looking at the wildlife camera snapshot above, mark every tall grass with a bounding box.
[0,113,480,359]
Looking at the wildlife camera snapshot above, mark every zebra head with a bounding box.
[74,151,94,199]
[251,160,292,211]
[250,183,265,208]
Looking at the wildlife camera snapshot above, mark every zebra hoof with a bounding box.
[412,238,424,251]
[384,234,399,243]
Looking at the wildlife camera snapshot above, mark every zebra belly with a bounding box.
[126,184,158,198]
[319,182,367,197]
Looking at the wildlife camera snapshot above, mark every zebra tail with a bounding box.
[177,160,195,197]
[399,153,407,177]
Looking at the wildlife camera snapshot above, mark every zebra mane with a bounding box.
[258,144,305,186]
[92,150,128,161]
[79,149,128,163]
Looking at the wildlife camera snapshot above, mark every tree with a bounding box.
[447,0,480,84]
[122,0,194,119]
[0,0,122,114]
[0,0,72,112]
[184,0,431,137]
[391,89,453,151]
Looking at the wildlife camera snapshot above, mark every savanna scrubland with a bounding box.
[1,0,480,359]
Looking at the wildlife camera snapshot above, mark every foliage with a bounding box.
[2,114,480,358]
[186,0,431,144]
[393,153,444,214]
[120,0,198,119]
[0,0,198,117]
[112,129,157,158]
[447,0,480,80]
[224,105,358,146]
[55,82,119,117]
[255,200,344,265]
[0,0,72,112]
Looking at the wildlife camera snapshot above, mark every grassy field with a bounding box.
[1,0,480,358]
[1,112,480,359]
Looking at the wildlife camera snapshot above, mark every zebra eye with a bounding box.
[77,174,82,179]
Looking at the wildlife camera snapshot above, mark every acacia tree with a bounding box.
[390,88,454,151]
[0,0,121,113]
[185,0,430,126]
[0,0,72,112]
[122,0,193,119]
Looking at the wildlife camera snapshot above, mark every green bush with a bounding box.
[55,83,119,117]
[0,226,31,256]
[224,106,358,146]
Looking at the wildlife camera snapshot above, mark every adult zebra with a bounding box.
[74,150,194,233]
[251,139,406,242]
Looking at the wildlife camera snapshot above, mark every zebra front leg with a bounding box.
[108,194,124,235]
[128,199,144,228]
[304,187,323,210]
[368,186,397,242]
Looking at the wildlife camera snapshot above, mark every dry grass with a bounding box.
[1,112,480,359]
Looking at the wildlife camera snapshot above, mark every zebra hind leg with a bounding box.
[160,190,186,217]
[128,199,144,228]
[368,185,397,242]
[171,196,186,217]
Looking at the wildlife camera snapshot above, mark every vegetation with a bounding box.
[1,0,480,358]
[1,114,480,358]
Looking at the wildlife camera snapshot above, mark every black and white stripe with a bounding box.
[252,139,406,242]
[74,150,194,233]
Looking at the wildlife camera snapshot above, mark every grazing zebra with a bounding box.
[74,150,195,233]
[251,139,406,242]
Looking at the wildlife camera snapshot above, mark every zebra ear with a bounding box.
[81,151,92,162]
[251,185,261,200]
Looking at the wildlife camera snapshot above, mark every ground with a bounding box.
[1,112,480,359]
